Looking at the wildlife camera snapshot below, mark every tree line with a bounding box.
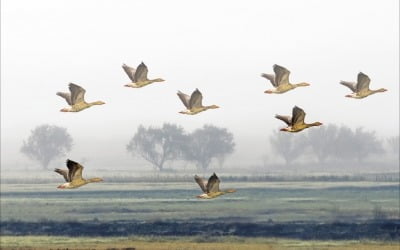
[126,123,235,171]
[20,123,398,170]
[269,124,398,165]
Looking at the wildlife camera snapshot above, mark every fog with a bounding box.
[1,0,399,173]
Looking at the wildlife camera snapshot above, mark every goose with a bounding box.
[194,173,236,199]
[261,64,310,94]
[123,62,165,88]
[275,106,322,133]
[55,159,103,189]
[177,89,219,115]
[340,72,387,99]
[57,83,105,112]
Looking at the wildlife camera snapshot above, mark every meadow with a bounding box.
[1,181,399,223]
[1,181,399,249]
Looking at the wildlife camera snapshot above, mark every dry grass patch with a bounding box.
[1,236,399,250]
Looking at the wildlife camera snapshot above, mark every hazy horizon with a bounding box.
[1,0,399,172]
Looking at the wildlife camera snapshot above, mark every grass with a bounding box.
[1,236,399,250]
[1,182,398,223]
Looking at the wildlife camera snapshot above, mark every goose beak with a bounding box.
[57,185,65,189]
[264,90,273,94]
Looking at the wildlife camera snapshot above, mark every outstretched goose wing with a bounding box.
[189,89,203,109]
[56,92,72,105]
[194,175,207,193]
[177,91,191,109]
[340,81,357,92]
[273,64,290,86]
[134,62,148,82]
[356,72,371,92]
[122,64,136,82]
[291,106,306,126]
[66,159,84,181]
[261,73,277,87]
[275,114,292,126]
[54,168,69,182]
[68,83,86,105]
[206,173,221,193]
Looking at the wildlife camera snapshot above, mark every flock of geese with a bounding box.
[54,62,388,199]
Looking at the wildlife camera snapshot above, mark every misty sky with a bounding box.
[1,0,399,170]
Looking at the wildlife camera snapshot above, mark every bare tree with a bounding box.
[183,125,235,171]
[126,123,187,171]
[20,124,73,170]
[352,127,384,162]
[307,124,338,164]
[332,125,355,161]
[333,126,384,162]
[386,136,399,155]
[269,131,308,165]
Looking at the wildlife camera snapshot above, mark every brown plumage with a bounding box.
[177,89,219,115]
[55,159,103,189]
[261,64,310,94]
[340,72,387,99]
[275,106,322,133]
[194,173,236,199]
[123,62,165,88]
[57,83,105,112]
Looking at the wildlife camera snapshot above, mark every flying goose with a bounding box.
[177,89,219,115]
[55,159,103,189]
[57,83,105,112]
[123,62,165,88]
[261,64,310,94]
[340,72,387,99]
[275,106,322,133]
[194,173,236,199]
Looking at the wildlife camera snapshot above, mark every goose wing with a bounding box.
[273,64,290,86]
[194,175,207,193]
[54,168,70,182]
[275,114,292,126]
[122,64,136,82]
[261,73,277,87]
[291,106,306,126]
[206,173,221,193]
[68,83,86,105]
[339,81,357,92]
[177,91,191,109]
[56,92,72,105]
[66,159,84,181]
[134,62,149,82]
[356,72,371,92]
[189,89,203,109]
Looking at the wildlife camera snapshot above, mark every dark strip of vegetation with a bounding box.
[1,220,399,240]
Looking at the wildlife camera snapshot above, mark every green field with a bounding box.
[1,182,398,223]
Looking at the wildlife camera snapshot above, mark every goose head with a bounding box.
[92,101,106,105]
[207,105,220,109]
[296,82,310,87]
[153,78,165,82]
[88,177,104,183]
[312,122,323,126]
[377,88,387,93]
